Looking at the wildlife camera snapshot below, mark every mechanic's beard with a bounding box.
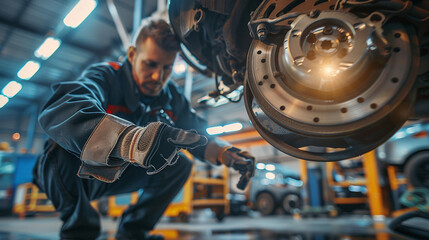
[140,81,163,96]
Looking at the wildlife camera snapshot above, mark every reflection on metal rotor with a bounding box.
[169,0,428,161]
[246,10,418,161]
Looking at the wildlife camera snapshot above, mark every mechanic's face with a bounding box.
[127,37,177,96]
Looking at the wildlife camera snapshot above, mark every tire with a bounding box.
[255,192,276,215]
[281,193,301,214]
[405,152,429,188]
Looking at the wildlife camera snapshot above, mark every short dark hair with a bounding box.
[132,17,180,52]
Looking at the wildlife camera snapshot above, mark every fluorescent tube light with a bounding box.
[206,122,243,135]
[223,123,243,133]
[64,0,97,28]
[2,81,22,98]
[17,61,40,80]
[35,37,61,60]
[0,95,9,108]
[206,126,224,135]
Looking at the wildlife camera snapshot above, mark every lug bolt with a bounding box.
[338,32,347,42]
[307,50,316,60]
[323,26,333,35]
[308,9,320,18]
[307,33,316,43]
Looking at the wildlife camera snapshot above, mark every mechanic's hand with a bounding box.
[219,147,255,190]
[117,122,208,174]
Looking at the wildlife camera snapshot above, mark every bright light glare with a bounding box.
[323,65,335,76]
[392,131,406,140]
[256,163,265,170]
[12,133,21,141]
[173,62,187,75]
[265,164,276,171]
[226,85,244,99]
[265,172,276,180]
[2,81,22,98]
[405,126,419,134]
[223,123,243,133]
[206,122,243,135]
[17,61,40,80]
[0,95,9,108]
[64,0,97,28]
[208,97,229,107]
[206,126,224,135]
[348,185,366,193]
[285,178,303,187]
[35,37,61,60]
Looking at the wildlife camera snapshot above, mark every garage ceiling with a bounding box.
[0,0,155,115]
[0,0,250,130]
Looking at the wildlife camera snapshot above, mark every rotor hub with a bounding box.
[248,11,413,128]
[282,11,374,95]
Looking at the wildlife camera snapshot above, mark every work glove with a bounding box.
[218,146,255,190]
[116,122,208,175]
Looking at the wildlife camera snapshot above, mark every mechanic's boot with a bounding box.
[115,231,164,240]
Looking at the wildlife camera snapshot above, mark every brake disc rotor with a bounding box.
[245,9,419,161]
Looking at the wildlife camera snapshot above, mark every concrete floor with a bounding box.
[0,213,414,240]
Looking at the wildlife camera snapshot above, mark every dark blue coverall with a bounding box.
[33,59,209,239]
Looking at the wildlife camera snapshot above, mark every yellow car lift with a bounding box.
[221,128,396,219]
[13,183,56,218]
[305,150,390,217]
[13,182,99,218]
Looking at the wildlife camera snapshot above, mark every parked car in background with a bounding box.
[376,121,429,188]
[249,163,302,215]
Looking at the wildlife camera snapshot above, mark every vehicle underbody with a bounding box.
[169,0,429,161]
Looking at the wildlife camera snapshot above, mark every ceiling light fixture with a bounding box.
[0,95,9,108]
[2,81,22,98]
[17,61,40,80]
[206,122,243,135]
[64,0,97,28]
[34,37,61,60]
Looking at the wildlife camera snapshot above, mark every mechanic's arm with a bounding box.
[38,64,122,158]
[39,64,207,183]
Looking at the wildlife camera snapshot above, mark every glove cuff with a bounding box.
[217,146,235,165]
[204,138,230,165]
